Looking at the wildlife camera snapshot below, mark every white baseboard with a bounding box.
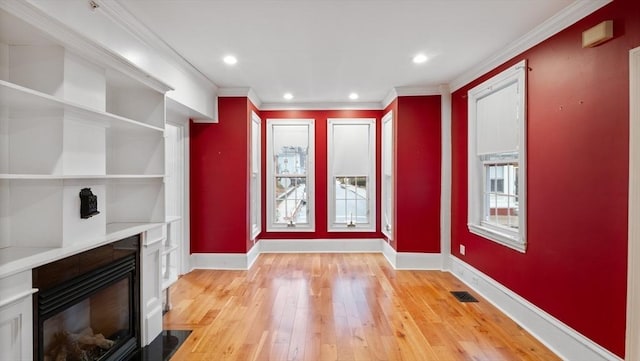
[191,252,252,270]
[382,240,444,270]
[449,256,621,361]
[191,238,443,270]
[259,238,382,253]
[247,242,260,268]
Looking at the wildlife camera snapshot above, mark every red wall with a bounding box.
[191,97,250,253]
[258,109,384,239]
[451,0,640,356]
[395,96,441,253]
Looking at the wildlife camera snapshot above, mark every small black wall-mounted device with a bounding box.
[79,188,100,219]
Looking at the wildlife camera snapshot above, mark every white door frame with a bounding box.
[627,46,640,360]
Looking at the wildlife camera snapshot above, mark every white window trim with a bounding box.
[327,118,376,232]
[250,111,261,240]
[266,118,315,232]
[467,60,527,252]
[381,111,394,240]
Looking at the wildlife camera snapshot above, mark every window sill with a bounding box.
[468,223,526,253]
[328,224,376,232]
[266,225,315,232]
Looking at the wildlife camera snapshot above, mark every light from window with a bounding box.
[334,176,368,226]
[267,120,314,231]
[250,112,261,239]
[381,111,393,239]
[327,119,375,231]
[483,155,518,230]
[468,60,527,252]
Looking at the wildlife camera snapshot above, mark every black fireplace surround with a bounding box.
[33,235,141,361]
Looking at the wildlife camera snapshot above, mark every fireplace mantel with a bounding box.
[0,223,163,280]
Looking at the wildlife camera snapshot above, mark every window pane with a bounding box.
[483,159,519,230]
[274,176,308,224]
[273,125,308,175]
[334,176,368,224]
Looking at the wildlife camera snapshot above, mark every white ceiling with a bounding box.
[117,0,575,106]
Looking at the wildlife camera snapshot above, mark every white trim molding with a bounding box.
[382,241,444,270]
[381,86,442,109]
[260,239,382,253]
[449,256,622,361]
[450,0,612,91]
[191,252,255,270]
[260,102,383,111]
[218,87,262,109]
[247,242,261,269]
[440,84,452,270]
[627,46,640,361]
[100,0,216,89]
[191,239,444,270]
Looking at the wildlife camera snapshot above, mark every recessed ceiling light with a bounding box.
[223,55,237,65]
[413,54,428,64]
[349,92,359,100]
[283,93,293,100]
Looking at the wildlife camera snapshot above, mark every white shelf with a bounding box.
[0,174,164,180]
[0,80,164,133]
[161,265,178,290]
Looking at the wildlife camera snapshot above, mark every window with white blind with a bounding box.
[468,60,527,252]
[327,118,376,232]
[250,111,261,240]
[381,111,393,239]
[266,119,315,231]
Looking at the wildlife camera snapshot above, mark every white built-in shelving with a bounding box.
[0,2,172,275]
[161,216,181,291]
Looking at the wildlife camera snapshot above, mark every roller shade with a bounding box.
[272,124,309,153]
[331,123,370,176]
[476,81,519,155]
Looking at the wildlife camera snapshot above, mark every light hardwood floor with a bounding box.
[164,253,559,361]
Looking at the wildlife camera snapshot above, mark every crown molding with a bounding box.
[98,0,218,92]
[259,102,384,111]
[381,88,398,110]
[218,87,262,108]
[382,86,443,109]
[449,0,612,92]
[395,86,442,97]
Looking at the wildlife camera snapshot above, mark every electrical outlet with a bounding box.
[460,244,466,255]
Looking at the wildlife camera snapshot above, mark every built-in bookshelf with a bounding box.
[0,3,182,357]
[0,5,172,262]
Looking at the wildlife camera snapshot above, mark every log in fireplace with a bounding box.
[32,235,141,361]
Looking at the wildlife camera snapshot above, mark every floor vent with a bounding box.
[451,291,479,303]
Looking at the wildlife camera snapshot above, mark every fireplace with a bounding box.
[33,235,141,361]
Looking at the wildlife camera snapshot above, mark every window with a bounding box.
[250,111,261,240]
[327,118,376,232]
[266,119,315,231]
[381,111,393,239]
[468,60,527,252]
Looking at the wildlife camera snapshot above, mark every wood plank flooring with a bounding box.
[164,253,559,361]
